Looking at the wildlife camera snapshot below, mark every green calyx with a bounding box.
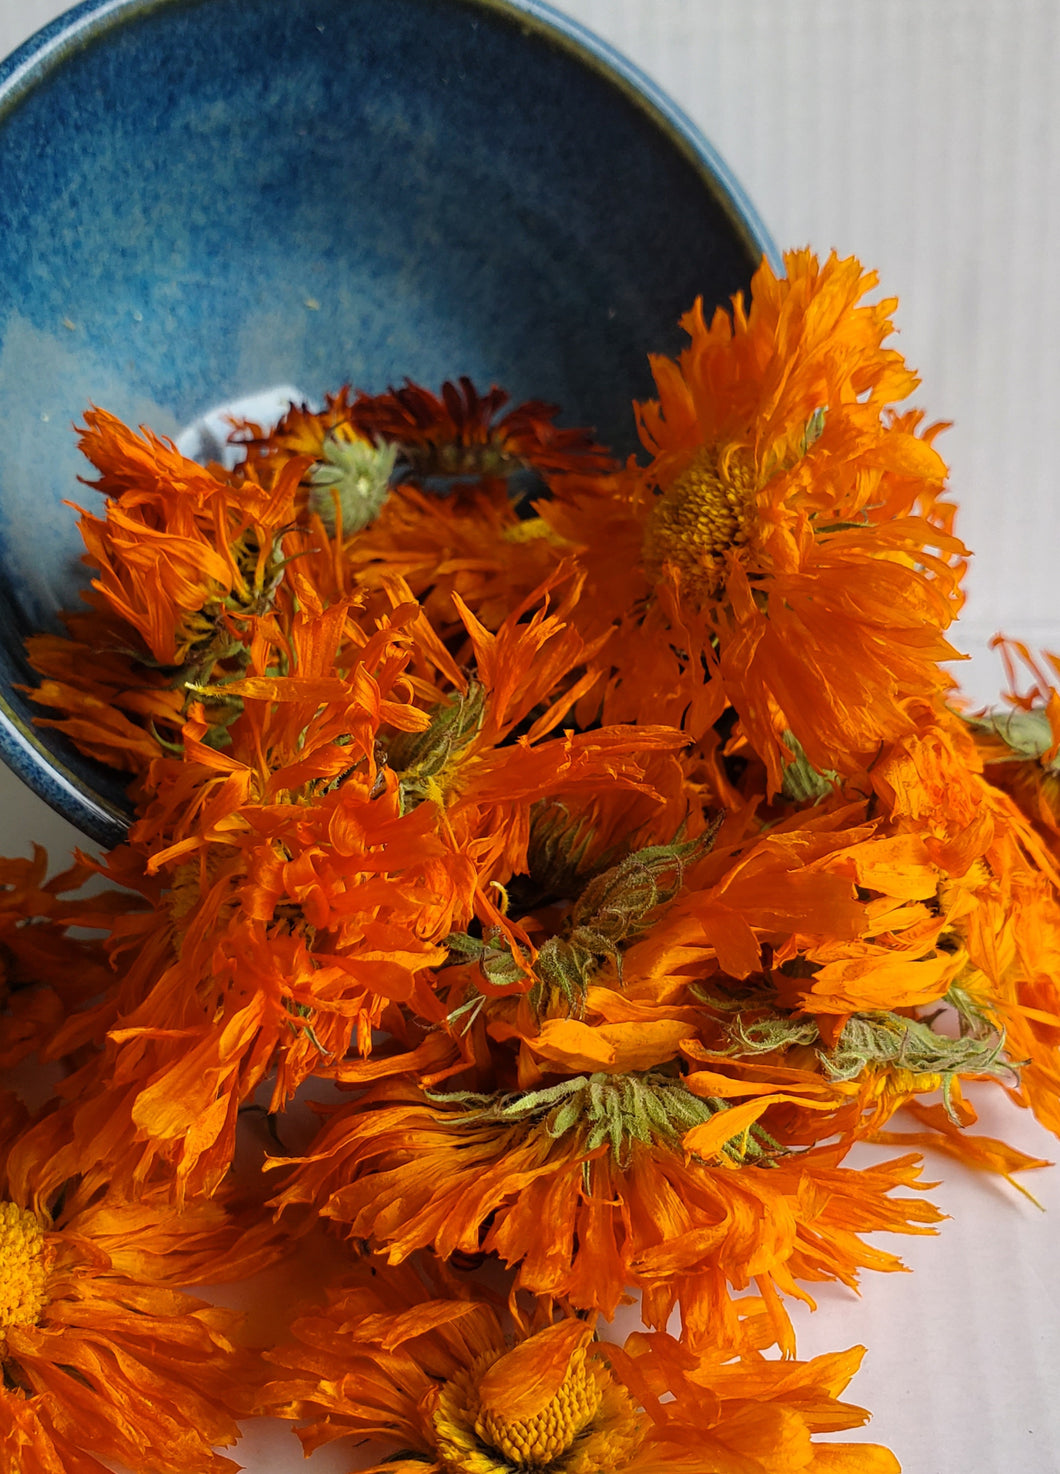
[967,706,1060,771]
[519,801,596,909]
[825,1008,1009,1085]
[780,730,838,803]
[390,684,486,812]
[147,531,291,751]
[401,435,520,482]
[532,835,705,1009]
[434,1070,780,1172]
[282,996,327,1055]
[308,430,398,534]
[715,986,1016,1122]
[445,824,718,1016]
[445,929,529,995]
[800,407,826,456]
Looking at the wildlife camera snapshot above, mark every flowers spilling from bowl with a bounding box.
[1,248,1058,1473]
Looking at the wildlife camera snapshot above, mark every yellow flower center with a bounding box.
[168,860,203,927]
[501,518,565,546]
[0,1201,49,1343]
[432,1346,645,1474]
[167,851,234,959]
[643,443,756,592]
[476,1348,601,1466]
[887,1067,945,1098]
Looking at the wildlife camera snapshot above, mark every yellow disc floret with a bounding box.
[432,1344,645,1474]
[476,1346,601,1466]
[0,1201,50,1343]
[643,443,756,593]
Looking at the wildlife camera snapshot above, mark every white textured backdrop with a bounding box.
[1,3,1059,1472]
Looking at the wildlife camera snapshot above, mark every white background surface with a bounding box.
[3,2,1060,1472]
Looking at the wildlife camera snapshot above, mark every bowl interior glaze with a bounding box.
[0,0,772,844]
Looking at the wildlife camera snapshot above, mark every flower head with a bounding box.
[533,252,967,791]
[0,1097,269,1474]
[347,376,614,484]
[73,408,304,669]
[260,1256,899,1474]
[270,1067,940,1355]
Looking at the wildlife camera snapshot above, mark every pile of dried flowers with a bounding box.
[2,249,1059,1472]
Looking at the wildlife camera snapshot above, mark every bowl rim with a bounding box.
[0,0,778,848]
[0,0,778,272]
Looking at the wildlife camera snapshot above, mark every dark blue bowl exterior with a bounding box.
[0,0,775,845]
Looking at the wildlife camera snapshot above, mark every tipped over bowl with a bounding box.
[0,0,773,844]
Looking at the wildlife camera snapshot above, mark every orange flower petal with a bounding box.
[476,1318,592,1421]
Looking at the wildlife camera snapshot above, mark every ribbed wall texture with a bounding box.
[1,4,1059,1472]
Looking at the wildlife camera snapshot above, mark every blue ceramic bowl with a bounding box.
[0,0,774,846]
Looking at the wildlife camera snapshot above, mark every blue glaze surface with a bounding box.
[0,0,776,845]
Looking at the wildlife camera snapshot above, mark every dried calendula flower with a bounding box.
[259,1256,899,1474]
[307,424,399,533]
